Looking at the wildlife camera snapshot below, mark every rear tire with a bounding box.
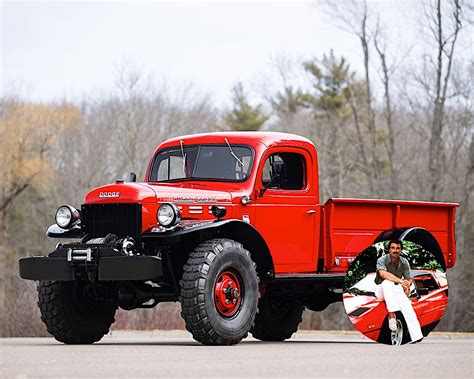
[251,295,304,341]
[37,280,117,344]
[179,238,259,345]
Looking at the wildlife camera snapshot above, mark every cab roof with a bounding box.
[158,131,314,150]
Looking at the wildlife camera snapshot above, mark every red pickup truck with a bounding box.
[19,132,457,345]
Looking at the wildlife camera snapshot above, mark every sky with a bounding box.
[0,0,446,107]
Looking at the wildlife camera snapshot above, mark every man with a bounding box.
[375,240,423,343]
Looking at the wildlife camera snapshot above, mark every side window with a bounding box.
[261,152,305,190]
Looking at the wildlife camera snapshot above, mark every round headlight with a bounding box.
[55,205,80,229]
[157,203,181,227]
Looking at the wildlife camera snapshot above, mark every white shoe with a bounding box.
[388,317,397,331]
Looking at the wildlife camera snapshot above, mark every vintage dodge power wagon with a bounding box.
[19,132,458,345]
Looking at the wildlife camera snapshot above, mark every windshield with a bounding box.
[149,144,254,182]
[349,273,377,296]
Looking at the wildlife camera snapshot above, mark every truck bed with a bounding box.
[322,198,458,273]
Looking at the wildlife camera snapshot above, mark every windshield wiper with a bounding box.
[180,140,187,177]
[224,138,244,167]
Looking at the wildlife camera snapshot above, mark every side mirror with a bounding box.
[125,172,137,183]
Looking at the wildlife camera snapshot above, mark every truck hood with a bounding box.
[149,183,232,204]
[85,182,232,204]
[85,183,158,204]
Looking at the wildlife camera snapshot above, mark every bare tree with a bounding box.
[0,97,81,336]
[373,22,398,196]
[415,0,462,200]
[320,0,382,196]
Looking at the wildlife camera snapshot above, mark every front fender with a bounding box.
[46,224,81,239]
[143,219,274,279]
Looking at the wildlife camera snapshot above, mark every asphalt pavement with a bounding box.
[1,331,472,378]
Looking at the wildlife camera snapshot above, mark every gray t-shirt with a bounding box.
[375,254,411,284]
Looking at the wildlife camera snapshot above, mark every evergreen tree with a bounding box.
[302,50,354,118]
[225,82,268,131]
[301,51,357,198]
[271,85,303,114]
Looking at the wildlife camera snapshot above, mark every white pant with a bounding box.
[375,280,423,342]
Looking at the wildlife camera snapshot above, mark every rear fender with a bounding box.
[375,227,445,270]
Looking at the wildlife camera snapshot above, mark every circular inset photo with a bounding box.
[343,240,448,345]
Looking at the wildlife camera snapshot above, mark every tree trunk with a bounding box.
[374,37,398,197]
[349,95,374,195]
[328,117,342,197]
[360,9,381,197]
[0,214,7,337]
[446,137,474,331]
[428,0,461,201]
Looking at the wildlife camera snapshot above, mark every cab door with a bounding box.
[253,147,318,274]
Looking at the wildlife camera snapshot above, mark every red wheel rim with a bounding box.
[214,270,242,317]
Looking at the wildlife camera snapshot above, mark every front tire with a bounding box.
[378,312,410,345]
[179,238,259,345]
[38,280,117,344]
[251,295,304,341]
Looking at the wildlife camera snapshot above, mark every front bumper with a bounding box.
[19,245,163,281]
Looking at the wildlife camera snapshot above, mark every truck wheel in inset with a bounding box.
[179,238,259,345]
[251,295,304,341]
[38,280,117,344]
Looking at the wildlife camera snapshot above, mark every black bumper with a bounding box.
[19,255,163,281]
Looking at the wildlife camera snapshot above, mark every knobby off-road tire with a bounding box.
[179,238,259,345]
[38,280,117,344]
[251,295,304,341]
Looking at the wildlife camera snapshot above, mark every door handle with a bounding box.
[306,210,317,214]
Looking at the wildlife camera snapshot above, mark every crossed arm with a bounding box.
[378,270,412,294]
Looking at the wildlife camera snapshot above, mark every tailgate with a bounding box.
[322,198,458,272]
